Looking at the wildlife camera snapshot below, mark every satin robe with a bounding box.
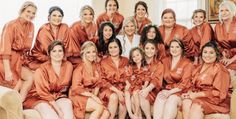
[133,16,152,35]
[215,17,236,70]
[0,18,34,88]
[69,62,103,119]
[96,12,124,34]
[23,60,73,109]
[190,63,230,114]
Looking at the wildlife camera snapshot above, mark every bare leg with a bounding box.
[118,102,127,119]
[182,99,192,119]
[133,91,141,118]
[108,93,118,119]
[34,102,60,119]
[139,94,151,119]
[20,66,34,102]
[56,98,74,119]
[153,92,167,119]
[163,95,181,119]
[86,98,104,119]
[189,103,204,119]
[100,109,110,119]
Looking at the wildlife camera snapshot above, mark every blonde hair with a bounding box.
[19,1,37,15]
[80,41,98,61]
[219,0,236,23]
[80,5,95,21]
[122,17,137,34]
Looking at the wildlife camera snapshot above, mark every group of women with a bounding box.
[0,0,235,119]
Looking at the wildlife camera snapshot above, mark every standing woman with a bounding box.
[190,9,214,65]
[139,40,164,119]
[23,41,74,119]
[99,38,128,119]
[0,1,37,101]
[96,0,124,34]
[153,39,193,119]
[70,5,98,46]
[117,17,140,58]
[69,41,109,119]
[215,1,236,76]
[140,24,166,60]
[159,8,195,57]
[29,6,77,70]
[96,22,116,57]
[182,41,230,119]
[133,1,152,35]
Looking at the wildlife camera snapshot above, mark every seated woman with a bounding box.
[99,38,128,119]
[139,40,164,119]
[69,41,109,119]
[23,41,74,119]
[153,39,193,119]
[181,41,231,119]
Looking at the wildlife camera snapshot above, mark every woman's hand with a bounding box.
[139,88,150,98]
[117,90,125,105]
[4,70,13,82]
[158,90,170,99]
[91,95,102,104]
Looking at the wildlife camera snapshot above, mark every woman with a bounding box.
[190,9,214,65]
[70,5,98,46]
[116,17,140,58]
[96,21,116,57]
[215,1,236,76]
[140,24,166,60]
[132,1,152,35]
[153,39,193,119]
[23,41,74,119]
[182,41,230,119]
[99,38,128,119]
[29,6,77,70]
[0,1,37,101]
[96,0,124,34]
[125,47,150,119]
[139,40,164,119]
[159,8,195,57]
[69,41,109,119]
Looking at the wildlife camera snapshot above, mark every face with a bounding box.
[84,46,97,62]
[103,25,113,41]
[144,43,156,58]
[132,50,142,65]
[20,6,36,21]
[50,45,64,62]
[49,11,63,26]
[170,41,182,57]
[136,5,147,18]
[108,42,120,57]
[82,9,93,24]
[202,47,217,64]
[220,5,232,21]
[193,12,205,26]
[106,0,117,13]
[162,13,175,28]
[124,22,136,36]
[147,27,156,39]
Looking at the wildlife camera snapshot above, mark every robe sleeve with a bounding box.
[70,66,86,96]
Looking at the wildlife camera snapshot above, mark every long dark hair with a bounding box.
[107,38,123,55]
[201,40,220,62]
[97,22,116,55]
[140,24,164,46]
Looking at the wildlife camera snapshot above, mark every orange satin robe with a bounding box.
[134,16,152,35]
[23,60,73,109]
[0,18,34,88]
[70,21,98,46]
[190,22,214,56]
[159,24,195,57]
[146,59,164,104]
[99,56,128,105]
[162,56,193,93]
[215,17,236,70]
[190,63,230,114]
[69,62,103,119]
[157,43,166,60]
[28,23,77,70]
[96,12,124,34]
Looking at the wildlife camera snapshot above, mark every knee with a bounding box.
[166,95,180,106]
[109,93,118,103]
[191,103,202,112]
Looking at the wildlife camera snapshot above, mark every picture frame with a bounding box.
[206,0,223,24]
